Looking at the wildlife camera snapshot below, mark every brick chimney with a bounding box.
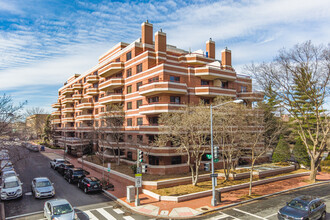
[141,20,153,46]
[221,47,232,69]
[155,29,166,64]
[206,38,215,59]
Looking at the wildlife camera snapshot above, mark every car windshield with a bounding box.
[287,200,309,211]
[36,181,51,187]
[53,204,73,215]
[4,181,19,188]
[73,170,84,175]
[3,173,15,178]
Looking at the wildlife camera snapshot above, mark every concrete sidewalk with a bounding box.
[44,147,330,219]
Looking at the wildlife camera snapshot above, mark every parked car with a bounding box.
[44,199,77,220]
[31,177,55,199]
[1,170,18,180]
[29,145,39,152]
[278,196,326,220]
[0,160,14,174]
[57,163,74,176]
[50,159,67,170]
[64,168,88,184]
[78,177,102,193]
[0,176,23,200]
[0,152,9,160]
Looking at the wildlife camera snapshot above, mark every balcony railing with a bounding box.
[99,93,124,104]
[86,75,99,83]
[73,83,83,90]
[77,102,94,109]
[86,87,99,96]
[139,102,186,115]
[195,86,236,97]
[72,94,83,100]
[139,81,188,96]
[99,78,124,91]
[99,62,124,78]
[237,91,264,101]
[52,103,61,108]
[62,88,74,95]
[76,114,94,121]
[194,66,236,80]
[62,98,74,104]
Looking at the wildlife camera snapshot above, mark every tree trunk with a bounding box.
[309,159,317,182]
[248,161,254,196]
[190,165,197,186]
[116,143,120,165]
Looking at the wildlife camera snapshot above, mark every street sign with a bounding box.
[210,173,218,178]
[206,154,212,160]
[135,174,142,188]
[214,158,219,163]
[107,163,111,172]
[136,167,142,174]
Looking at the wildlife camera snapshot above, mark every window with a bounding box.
[221,81,229,89]
[170,96,181,104]
[148,76,159,83]
[127,118,132,126]
[136,82,142,91]
[170,76,180,83]
[136,63,142,73]
[201,80,209,85]
[127,135,132,141]
[126,68,132,78]
[137,135,143,143]
[84,77,86,83]
[241,86,247,92]
[127,85,132,94]
[136,100,143,108]
[126,51,132,61]
[148,96,159,103]
[93,83,98,88]
[137,117,143,125]
[171,156,182,165]
[127,102,132,110]
[201,98,210,104]
[148,116,158,125]
[127,151,133,160]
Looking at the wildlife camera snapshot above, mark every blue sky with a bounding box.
[0,0,329,113]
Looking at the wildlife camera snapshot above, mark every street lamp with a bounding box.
[210,99,243,207]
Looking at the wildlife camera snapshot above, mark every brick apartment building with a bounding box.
[51,21,263,175]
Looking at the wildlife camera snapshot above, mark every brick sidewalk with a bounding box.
[45,147,330,218]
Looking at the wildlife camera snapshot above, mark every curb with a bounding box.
[0,202,5,220]
[198,180,330,217]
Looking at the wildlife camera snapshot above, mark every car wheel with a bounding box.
[68,178,72,184]
[84,187,88,194]
[321,211,326,220]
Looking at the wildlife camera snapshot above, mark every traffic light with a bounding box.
[138,150,144,162]
[204,163,210,171]
[214,146,219,159]
[142,164,148,173]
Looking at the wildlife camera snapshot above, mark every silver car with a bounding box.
[1,170,18,180]
[31,177,55,199]
[0,176,23,200]
[44,199,77,220]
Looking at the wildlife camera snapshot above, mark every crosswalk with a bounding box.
[38,206,137,220]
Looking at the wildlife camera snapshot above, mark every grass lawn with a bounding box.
[151,169,309,196]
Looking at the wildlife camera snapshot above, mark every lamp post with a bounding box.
[210,99,243,207]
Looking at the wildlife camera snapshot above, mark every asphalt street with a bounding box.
[201,182,330,220]
[2,142,111,218]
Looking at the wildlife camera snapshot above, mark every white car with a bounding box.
[50,159,67,170]
[31,177,55,199]
[0,176,23,200]
[1,170,18,180]
[44,199,77,220]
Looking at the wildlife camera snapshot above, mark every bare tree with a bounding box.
[0,94,26,137]
[247,41,330,181]
[157,103,210,186]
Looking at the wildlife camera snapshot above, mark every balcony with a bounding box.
[72,93,83,100]
[99,78,125,91]
[237,91,264,101]
[52,103,61,108]
[139,82,188,96]
[77,102,94,110]
[139,103,186,115]
[99,93,124,104]
[62,117,75,123]
[62,107,75,113]
[99,62,124,78]
[194,66,236,80]
[179,53,213,65]
[62,98,74,104]
[86,88,99,96]
[62,88,74,95]
[195,86,236,97]
[76,114,94,121]
[73,83,83,90]
[86,75,99,83]
[58,137,89,146]
[51,111,61,116]
[51,119,61,124]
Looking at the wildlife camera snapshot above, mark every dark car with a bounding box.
[57,163,74,176]
[78,177,102,193]
[64,168,88,184]
[278,196,326,220]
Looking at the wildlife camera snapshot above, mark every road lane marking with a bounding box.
[232,208,266,219]
[113,208,124,214]
[123,216,135,220]
[5,211,44,219]
[96,208,117,220]
[25,192,32,196]
[264,212,278,219]
[85,210,99,220]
